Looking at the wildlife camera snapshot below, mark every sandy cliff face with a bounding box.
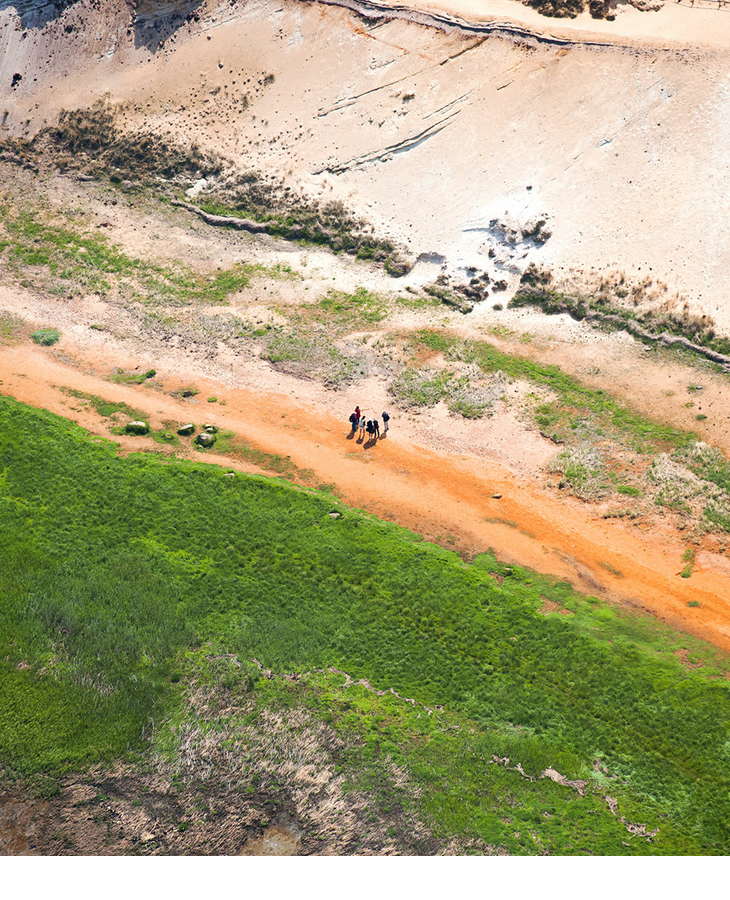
[2,0,729,324]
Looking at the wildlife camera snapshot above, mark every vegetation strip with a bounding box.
[170,200,269,234]
[512,266,730,368]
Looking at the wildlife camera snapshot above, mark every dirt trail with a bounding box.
[6,341,730,652]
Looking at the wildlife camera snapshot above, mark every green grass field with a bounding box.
[1,394,729,853]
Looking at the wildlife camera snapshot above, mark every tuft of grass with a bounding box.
[31,328,60,346]
[262,330,360,388]
[388,366,503,419]
[547,446,608,501]
[0,310,24,343]
[314,287,387,329]
[0,205,268,309]
[681,547,696,579]
[109,369,158,386]
[58,387,145,422]
[599,561,623,578]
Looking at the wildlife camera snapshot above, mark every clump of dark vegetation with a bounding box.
[2,395,730,853]
[423,271,492,314]
[41,101,223,185]
[30,328,60,346]
[523,0,586,17]
[424,284,474,315]
[197,188,408,272]
[511,264,730,364]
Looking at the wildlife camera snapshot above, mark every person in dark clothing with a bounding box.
[373,418,380,439]
[382,410,390,434]
[366,420,374,440]
[349,411,358,432]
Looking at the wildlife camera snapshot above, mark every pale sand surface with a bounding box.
[3,0,730,328]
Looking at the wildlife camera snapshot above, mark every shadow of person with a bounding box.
[364,437,377,449]
[346,430,356,441]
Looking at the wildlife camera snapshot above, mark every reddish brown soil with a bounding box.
[7,340,730,653]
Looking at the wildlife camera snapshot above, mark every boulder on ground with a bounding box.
[203,423,218,434]
[196,432,216,447]
[178,423,196,436]
[125,420,149,435]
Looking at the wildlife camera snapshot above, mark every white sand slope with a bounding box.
[2,0,730,325]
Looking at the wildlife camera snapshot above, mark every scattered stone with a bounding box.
[492,492,502,499]
[177,423,195,436]
[186,178,208,198]
[182,390,194,398]
[203,424,218,434]
[140,832,155,843]
[125,420,149,435]
[76,174,95,182]
[329,512,342,519]
[196,432,216,447]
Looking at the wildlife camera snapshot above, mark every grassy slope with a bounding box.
[1,396,730,853]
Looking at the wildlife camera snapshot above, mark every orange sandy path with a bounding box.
[9,341,730,652]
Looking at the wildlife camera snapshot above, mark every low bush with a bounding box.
[30,328,60,346]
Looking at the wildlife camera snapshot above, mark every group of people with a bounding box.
[348,405,390,442]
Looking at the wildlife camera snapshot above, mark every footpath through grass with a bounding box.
[1,394,729,853]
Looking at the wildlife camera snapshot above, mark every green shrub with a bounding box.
[30,329,60,346]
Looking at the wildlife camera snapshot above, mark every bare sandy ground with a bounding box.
[3,0,730,328]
